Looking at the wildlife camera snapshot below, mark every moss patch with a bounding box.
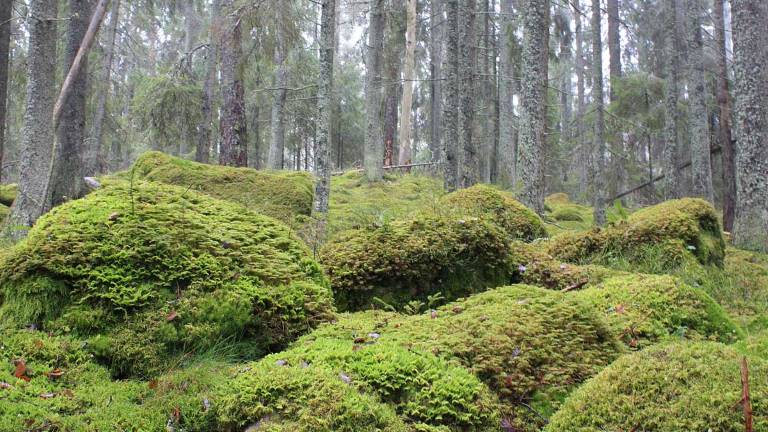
[0,183,17,207]
[128,151,314,224]
[546,341,768,431]
[0,180,334,378]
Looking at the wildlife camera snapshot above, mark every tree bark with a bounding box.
[0,0,11,183]
[197,0,219,164]
[382,0,404,167]
[591,0,607,225]
[459,0,477,188]
[443,0,460,191]
[429,0,444,166]
[606,0,625,200]
[557,5,572,184]
[731,0,768,252]
[662,0,683,200]
[517,0,549,213]
[574,0,588,200]
[6,0,58,239]
[714,0,735,231]
[218,0,247,167]
[313,0,336,219]
[499,0,515,187]
[267,0,289,169]
[397,0,416,166]
[92,0,120,173]
[364,0,385,181]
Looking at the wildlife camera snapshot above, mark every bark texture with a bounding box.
[429,0,444,165]
[397,0,417,166]
[714,0,735,231]
[591,0,607,226]
[443,0,460,191]
[92,0,120,173]
[313,0,336,218]
[197,0,219,164]
[459,0,477,188]
[267,0,290,169]
[662,0,683,200]
[0,0,12,183]
[364,0,385,181]
[499,0,516,187]
[218,0,247,167]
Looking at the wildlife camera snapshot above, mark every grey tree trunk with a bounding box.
[731,0,768,252]
[459,0,477,188]
[591,0,607,226]
[443,0,460,191]
[557,5,572,179]
[606,0,624,199]
[382,0,404,167]
[218,0,247,167]
[429,0,444,165]
[6,0,58,239]
[197,0,219,164]
[517,0,549,213]
[479,0,494,183]
[499,0,515,187]
[92,0,120,174]
[51,0,92,206]
[685,0,714,202]
[574,0,588,199]
[364,0,385,181]
[0,0,11,183]
[714,0,735,231]
[313,0,336,219]
[662,0,683,200]
[267,0,290,169]
[397,0,416,166]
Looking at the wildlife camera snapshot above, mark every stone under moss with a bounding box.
[546,341,768,431]
[128,151,315,224]
[0,180,334,378]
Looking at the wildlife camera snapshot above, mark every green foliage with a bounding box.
[546,341,768,431]
[0,180,334,377]
[736,330,768,359]
[128,151,315,224]
[319,213,513,311]
[0,183,16,207]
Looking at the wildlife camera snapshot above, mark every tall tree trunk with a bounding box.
[479,0,494,183]
[591,0,607,225]
[574,0,588,200]
[0,0,11,183]
[364,0,385,181]
[313,0,336,221]
[517,0,549,213]
[197,0,219,164]
[218,0,247,167]
[662,0,683,199]
[499,0,516,187]
[398,0,416,166]
[443,0,460,191]
[429,0,444,165]
[606,0,624,200]
[714,0,735,231]
[557,5,572,183]
[382,0,404,167]
[92,0,120,174]
[6,0,57,239]
[459,0,477,188]
[731,0,768,252]
[685,0,714,202]
[267,0,289,169]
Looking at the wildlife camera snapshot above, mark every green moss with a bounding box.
[128,151,314,224]
[0,183,17,207]
[551,207,584,222]
[0,180,334,378]
[546,341,768,431]
[439,184,547,241]
[319,213,513,311]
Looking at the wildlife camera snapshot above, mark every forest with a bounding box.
[0,0,767,430]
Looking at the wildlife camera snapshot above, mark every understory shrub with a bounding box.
[0,180,334,377]
[546,341,768,431]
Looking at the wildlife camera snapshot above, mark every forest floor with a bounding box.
[0,152,766,431]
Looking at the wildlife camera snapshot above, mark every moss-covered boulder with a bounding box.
[546,341,768,431]
[547,198,726,268]
[0,181,334,377]
[129,151,314,223]
[319,213,513,311]
[0,183,16,207]
[439,184,547,241]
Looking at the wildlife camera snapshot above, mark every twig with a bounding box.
[561,280,588,293]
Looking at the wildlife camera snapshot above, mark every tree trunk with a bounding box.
[429,0,444,165]
[685,0,714,202]
[517,0,549,213]
[606,0,624,200]
[92,0,120,174]
[267,0,289,169]
[382,0,404,167]
[459,0,477,188]
[197,0,219,164]
[662,0,683,200]
[714,0,735,231]
[364,0,385,181]
[397,0,416,166]
[499,0,515,187]
[6,0,58,239]
[479,0,494,183]
[557,5,572,182]
[313,0,336,220]
[218,0,247,167]
[0,0,11,183]
[443,0,460,191]
[574,0,588,200]
[591,0,607,225]
[731,0,768,252]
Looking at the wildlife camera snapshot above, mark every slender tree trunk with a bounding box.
[91,0,119,174]
[267,0,289,169]
[499,0,515,187]
[714,0,735,231]
[517,0,549,213]
[0,0,12,183]
[313,0,336,220]
[557,5,572,181]
[382,0,403,167]
[591,0,607,225]
[480,0,494,183]
[443,0,460,191]
[197,0,219,164]
[398,0,416,166]
[6,0,58,239]
[574,0,588,200]
[218,0,247,167]
[459,0,477,188]
[364,0,385,181]
[731,0,768,252]
[662,0,683,199]
[429,0,444,165]
[607,0,625,200]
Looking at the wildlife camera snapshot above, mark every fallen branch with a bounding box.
[561,280,588,293]
[331,161,442,176]
[741,356,753,432]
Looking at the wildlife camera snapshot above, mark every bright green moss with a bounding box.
[128,151,314,224]
[736,331,768,359]
[551,207,584,222]
[0,180,334,377]
[439,184,547,242]
[573,274,743,348]
[546,341,768,431]
[0,183,16,207]
[319,213,513,311]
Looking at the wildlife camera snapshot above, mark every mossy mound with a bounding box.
[547,198,725,268]
[0,183,16,207]
[129,151,314,223]
[546,341,768,431]
[303,285,623,430]
[0,180,334,377]
[572,274,743,348]
[319,213,513,311]
[439,184,547,241]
